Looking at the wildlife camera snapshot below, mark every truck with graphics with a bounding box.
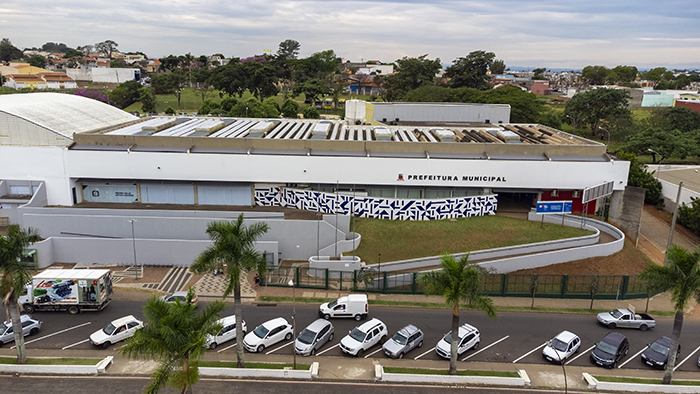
[19,269,113,315]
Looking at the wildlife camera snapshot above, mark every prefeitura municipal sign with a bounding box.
[536,201,573,214]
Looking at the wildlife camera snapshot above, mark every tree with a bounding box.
[95,40,118,59]
[446,51,495,90]
[293,78,330,103]
[277,39,300,60]
[301,105,320,119]
[639,245,700,384]
[109,80,144,109]
[121,288,225,394]
[417,254,497,375]
[151,73,183,95]
[644,67,667,87]
[190,214,269,368]
[616,151,662,206]
[385,55,442,100]
[678,198,700,237]
[281,98,300,118]
[563,88,631,135]
[209,60,246,97]
[140,89,156,113]
[63,49,83,59]
[612,65,638,83]
[623,127,698,163]
[477,85,544,123]
[490,59,506,75]
[663,107,700,133]
[0,41,23,62]
[0,225,42,364]
[581,65,610,85]
[27,55,46,69]
[41,42,69,53]
[165,106,175,115]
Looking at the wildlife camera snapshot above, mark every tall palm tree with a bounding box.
[639,244,700,385]
[0,225,41,364]
[121,288,225,394]
[190,213,269,368]
[418,254,497,375]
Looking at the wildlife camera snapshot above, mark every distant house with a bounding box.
[145,60,161,73]
[531,80,550,95]
[4,74,47,89]
[38,72,77,89]
[95,60,111,68]
[675,100,700,113]
[678,92,700,101]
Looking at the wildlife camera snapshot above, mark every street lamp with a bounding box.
[127,219,139,279]
[597,127,610,148]
[648,148,661,181]
[288,279,296,369]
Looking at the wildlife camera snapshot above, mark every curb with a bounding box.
[583,373,700,393]
[199,362,319,380]
[374,365,527,387]
[0,356,113,375]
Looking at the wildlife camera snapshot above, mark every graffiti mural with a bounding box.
[254,187,498,220]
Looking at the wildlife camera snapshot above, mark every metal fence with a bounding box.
[265,267,651,300]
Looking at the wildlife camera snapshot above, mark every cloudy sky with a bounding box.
[2,0,699,70]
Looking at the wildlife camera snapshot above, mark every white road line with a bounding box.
[618,346,648,368]
[364,348,383,358]
[316,343,339,356]
[11,322,92,349]
[513,342,547,363]
[566,344,596,365]
[462,335,510,361]
[675,344,700,371]
[414,347,435,360]
[62,338,90,350]
[266,341,293,354]
[217,342,237,354]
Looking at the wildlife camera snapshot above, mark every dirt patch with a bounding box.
[645,205,700,245]
[118,266,171,284]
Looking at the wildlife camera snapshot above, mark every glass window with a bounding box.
[368,188,395,198]
[425,189,451,199]
[396,188,422,199]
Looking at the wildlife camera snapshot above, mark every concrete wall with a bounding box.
[608,186,645,245]
[377,365,526,386]
[659,179,700,212]
[200,363,317,379]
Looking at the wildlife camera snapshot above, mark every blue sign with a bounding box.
[536,201,572,214]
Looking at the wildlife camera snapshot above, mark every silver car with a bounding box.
[295,319,334,356]
[0,314,41,347]
[383,324,424,359]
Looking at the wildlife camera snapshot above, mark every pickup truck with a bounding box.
[596,308,656,331]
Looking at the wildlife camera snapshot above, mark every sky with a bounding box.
[2,0,699,70]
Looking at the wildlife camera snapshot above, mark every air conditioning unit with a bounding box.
[572,190,581,198]
[551,190,559,197]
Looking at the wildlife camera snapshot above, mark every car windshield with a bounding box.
[442,332,455,344]
[610,309,623,318]
[328,300,338,308]
[650,341,670,356]
[298,329,316,345]
[551,338,568,352]
[392,332,408,345]
[253,325,269,339]
[597,340,618,356]
[102,323,117,335]
[350,328,366,342]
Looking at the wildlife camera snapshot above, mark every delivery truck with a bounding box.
[319,294,368,321]
[19,269,113,315]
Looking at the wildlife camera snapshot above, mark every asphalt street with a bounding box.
[6,289,700,373]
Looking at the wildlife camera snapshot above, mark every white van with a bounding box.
[319,294,368,321]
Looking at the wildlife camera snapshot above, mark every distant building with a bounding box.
[675,100,700,113]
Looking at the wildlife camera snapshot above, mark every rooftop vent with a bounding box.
[432,129,456,142]
[311,122,333,140]
[374,127,393,141]
[247,121,275,138]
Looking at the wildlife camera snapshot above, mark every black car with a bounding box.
[641,336,680,369]
[590,332,629,368]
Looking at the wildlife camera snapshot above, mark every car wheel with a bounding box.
[329,333,334,341]
[624,347,629,356]
[29,328,39,336]
[640,324,648,331]
[210,342,217,350]
[418,340,423,348]
[323,314,330,320]
[24,304,35,314]
[68,306,80,315]
[311,348,316,356]
[398,352,404,359]
[611,361,617,369]
[102,342,111,349]
[354,314,361,321]
[381,334,387,343]
[608,323,616,329]
[473,341,480,350]
[357,348,364,357]
[285,333,292,341]
[257,344,265,353]
[0,341,4,348]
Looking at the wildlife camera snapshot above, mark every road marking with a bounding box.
[414,347,435,360]
[513,342,547,363]
[364,347,383,358]
[618,346,648,368]
[315,343,339,356]
[675,344,700,371]
[11,322,92,349]
[462,335,510,361]
[566,344,595,365]
[217,342,237,354]
[266,341,293,354]
[62,338,90,350]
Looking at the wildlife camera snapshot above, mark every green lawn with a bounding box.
[383,366,518,377]
[350,215,594,264]
[199,361,310,370]
[0,357,100,365]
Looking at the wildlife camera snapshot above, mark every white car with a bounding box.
[543,330,581,363]
[0,315,41,347]
[435,323,480,359]
[340,318,387,357]
[90,315,143,349]
[206,315,246,350]
[243,317,293,353]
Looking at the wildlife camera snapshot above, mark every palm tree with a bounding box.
[190,213,269,368]
[121,288,225,394]
[639,244,700,385]
[418,254,497,375]
[0,225,41,364]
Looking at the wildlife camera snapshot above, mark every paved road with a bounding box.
[6,290,700,373]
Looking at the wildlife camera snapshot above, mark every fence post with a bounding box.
[353,270,357,290]
[325,269,329,290]
[295,266,300,287]
[382,272,388,293]
[412,272,417,294]
[561,275,568,297]
[621,275,629,299]
[501,274,507,296]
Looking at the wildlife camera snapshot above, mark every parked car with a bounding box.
[340,318,387,356]
[295,319,334,356]
[596,308,655,331]
[319,294,368,321]
[383,324,424,359]
[90,315,143,349]
[641,336,680,369]
[435,323,480,359]
[0,314,41,347]
[206,315,246,350]
[243,317,293,353]
[590,332,629,368]
[161,291,199,307]
[543,331,581,364]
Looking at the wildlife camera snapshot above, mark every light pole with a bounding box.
[288,279,296,369]
[378,253,381,276]
[597,127,610,148]
[127,219,139,278]
[648,148,661,181]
